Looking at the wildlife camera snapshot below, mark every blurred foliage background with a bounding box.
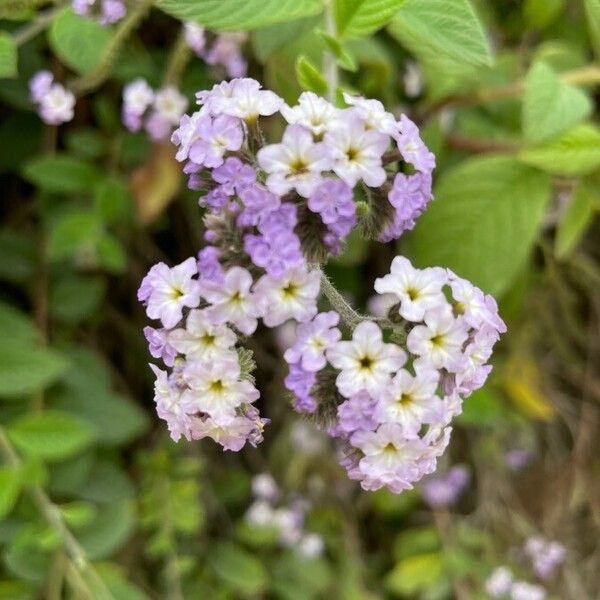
[1,0,600,598]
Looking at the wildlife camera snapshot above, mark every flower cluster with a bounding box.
[72,0,125,25]
[184,23,247,78]
[138,78,505,494]
[486,568,547,600]
[29,71,75,126]
[122,79,188,141]
[245,473,324,558]
[523,536,566,580]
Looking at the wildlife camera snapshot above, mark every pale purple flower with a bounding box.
[237,183,281,227]
[251,473,280,502]
[342,92,397,136]
[281,92,338,136]
[524,537,566,580]
[99,0,125,25]
[244,229,303,277]
[190,114,243,168]
[395,114,435,173]
[29,71,53,103]
[284,311,341,372]
[184,22,206,55]
[510,582,547,600]
[324,115,389,187]
[485,567,514,598]
[192,414,257,451]
[197,246,224,283]
[144,326,177,367]
[212,78,283,121]
[297,533,324,558]
[505,449,533,471]
[284,362,317,414]
[327,321,406,398]
[212,157,256,195]
[143,257,202,328]
[205,33,248,78]
[38,83,75,125]
[257,124,330,198]
[335,392,378,436]
[122,79,154,124]
[421,464,470,508]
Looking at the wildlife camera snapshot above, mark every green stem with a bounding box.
[12,3,64,46]
[323,0,338,103]
[163,29,192,86]
[0,427,115,600]
[70,0,153,95]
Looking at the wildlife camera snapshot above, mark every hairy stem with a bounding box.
[0,427,115,600]
[70,0,153,95]
[319,271,364,328]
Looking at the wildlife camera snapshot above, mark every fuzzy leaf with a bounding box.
[388,0,492,75]
[334,0,406,38]
[522,61,592,143]
[157,0,322,31]
[295,55,328,95]
[555,182,597,259]
[519,124,600,175]
[408,156,551,296]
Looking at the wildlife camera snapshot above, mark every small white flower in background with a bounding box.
[297,533,324,559]
[374,256,447,322]
[485,566,514,598]
[199,266,263,335]
[273,507,303,546]
[251,473,280,502]
[523,536,566,580]
[281,91,338,136]
[168,309,236,361]
[324,115,389,187]
[510,581,547,600]
[255,266,320,328]
[123,78,155,117]
[153,86,188,126]
[145,257,202,329]
[257,124,330,198]
[245,500,274,526]
[38,84,76,125]
[403,60,423,98]
[327,321,406,398]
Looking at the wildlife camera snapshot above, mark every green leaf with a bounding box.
[66,129,107,160]
[334,0,405,37]
[48,212,102,263]
[555,183,596,259]
[0,32,17,78]
[523,0,565,30]
[388,0,492,75]
[94,177,133,224]
[253,17,320,63]
[8,410,93,461]
[0,230,36,284]
[48,8,113,74]
[295,55,328,95]
[522,61,592,143]
[457,386,505,426]
[50,275,106,324]
[0,303,38,343]
[386,552,445,596]
[0,342,69,399]
[23,154,99,194]
[209,542,269,595]
[94,563,150,600]
[96,233,127,273]
[77,460,135,504]
[0,468,22,519]
[317,31,357,71]
[59,501,97,528]
[393,527,441,561]
[519,124,600,176]
[584,0,600,59]
[157,0,322,31]
[408,156,551,296]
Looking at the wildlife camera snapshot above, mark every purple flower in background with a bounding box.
[184,22,206,55]
[99,0,125,24]
[395,114,436,173]
[285,362,317,413]
[29,72,76,126]
[421,464,470,508]
[144,326,177,367]
[29,70,53,103]
[505,448,534,471]
[524,537,566,580]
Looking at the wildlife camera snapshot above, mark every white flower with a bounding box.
[273,508,303,546]
[168,308,236,360]
[324,115,389,187]
[146,257,202,329]
[485,566,514,598]
[183,352,259,420]
[374,368,441,433]
[251,473,280,502]
[39,84,75,125]
[374,256,447,322]
[199,266,263,335]
[153,86,188,125]
[254,266,320,328]
[342,92,397,136]
[214,77,283,121]
[245,500,274,526]
[123,78,154,116]
[327,321,406,398]
[510,581,546,600]
[281,92,338,136]
[297,533,324,558]
[257,124,330,197]
[407,307,468,372]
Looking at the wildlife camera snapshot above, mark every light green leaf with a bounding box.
[94,177,133,224]
[457,387,505,426]
[47,212,102,263]
[209,542,269,595]
[252,17,320,63]
[157,0,322,31]
[0,303,38,343]
[295,55,328,95]
[519,124,600,176]
[8,410,93,461]
[386,552,445,596]
[334,0,405,38]
[0,342,69,399]
[522,61,592,143]
[408,156,551,296]
[317,31,357,71]
[0,32,17,78]
[0,468,22,519]
[388,0,492,75]
[555,183,596,259]
[96,233,127,273]
[59,501,97,528]
[584,0,600,59]
[48,8,113,74]
[23,154,99,194]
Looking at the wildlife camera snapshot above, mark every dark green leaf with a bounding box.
[0,468,22,519]
[209,542,269,595]
[0,32,17,78]
[23,154,99,194]
[555,182,597,259]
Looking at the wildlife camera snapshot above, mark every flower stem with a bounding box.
[323,0,338,103]
[163,29,192,87]
[319,270,364,328]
